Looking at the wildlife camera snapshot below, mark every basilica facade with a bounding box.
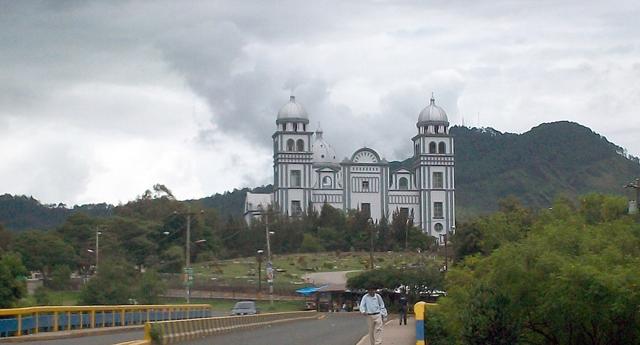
[244,95,456,237]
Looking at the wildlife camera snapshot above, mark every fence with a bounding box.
[144,311,318,344]
[0,304,211,338]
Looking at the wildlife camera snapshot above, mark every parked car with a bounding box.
[304,301,317,310]
[231,301,258,315]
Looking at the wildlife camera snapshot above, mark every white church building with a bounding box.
[244,95,456,237]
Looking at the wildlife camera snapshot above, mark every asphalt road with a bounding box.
[182,313,367,345]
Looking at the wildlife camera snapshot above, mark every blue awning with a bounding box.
[295,285,328,296]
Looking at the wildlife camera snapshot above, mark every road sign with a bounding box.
[266,262,274,283]
[184,267,194,286]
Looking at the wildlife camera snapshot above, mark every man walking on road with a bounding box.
[360,287,387,345]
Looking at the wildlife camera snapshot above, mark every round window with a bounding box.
[434,223,443,232]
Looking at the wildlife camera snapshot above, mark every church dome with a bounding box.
[417,96,449,127]
[277,95,309,124]
[312,127,339,166]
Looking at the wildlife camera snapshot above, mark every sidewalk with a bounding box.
[356,316,415,345]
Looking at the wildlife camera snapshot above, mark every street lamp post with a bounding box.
[95,228,102,275]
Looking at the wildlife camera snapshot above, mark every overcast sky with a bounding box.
[1,0,639,206]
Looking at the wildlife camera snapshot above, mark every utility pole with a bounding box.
[626,178,640,214]
[173,205,203,304]
[265,214,274,305]
[256,250,264,292]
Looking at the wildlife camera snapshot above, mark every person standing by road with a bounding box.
[360,287,387,345]
[398,294,408,325]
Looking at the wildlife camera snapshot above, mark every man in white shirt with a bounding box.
[360,287,387,345]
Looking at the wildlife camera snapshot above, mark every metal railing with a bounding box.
[0,304,211,338]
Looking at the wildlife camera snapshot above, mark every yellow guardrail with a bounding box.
[143,311,318,345]
[0,304,212,338]
[414,302,438,345]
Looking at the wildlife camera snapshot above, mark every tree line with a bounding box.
[425,194,640,345]
[0,184,434,306]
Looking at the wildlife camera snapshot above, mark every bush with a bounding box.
[34,286,52,306]
[300,234,324,253]
[49,265,71,291]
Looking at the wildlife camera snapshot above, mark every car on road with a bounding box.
[231,301,258,315]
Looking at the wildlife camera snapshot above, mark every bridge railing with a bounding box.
[0,304,212,338]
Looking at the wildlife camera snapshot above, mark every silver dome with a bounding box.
[417,96,449,127]
[277,96,309,124]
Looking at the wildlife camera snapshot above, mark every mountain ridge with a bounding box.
[1,121,638,230]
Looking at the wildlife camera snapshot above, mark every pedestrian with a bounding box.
[399,294,408,325]
[360,287,387,345]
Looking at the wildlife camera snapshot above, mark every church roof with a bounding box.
[312,126,339,167]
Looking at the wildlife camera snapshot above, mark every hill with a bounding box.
[0,194,113,230]
[452,121,640,218]
[0,121,638,230]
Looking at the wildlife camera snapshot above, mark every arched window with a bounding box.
[287,139,295,151]
[438,142,446,154]
[322,176,332,188]
[429,142,437,154]
[296,139,305,152]
[399,177,408,190]
[434,223,443,232]
[415,143,419,156]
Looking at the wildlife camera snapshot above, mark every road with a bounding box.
[183,313,367,345]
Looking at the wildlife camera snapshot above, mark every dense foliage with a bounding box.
[0,252,27,308]
[427,195,640,345]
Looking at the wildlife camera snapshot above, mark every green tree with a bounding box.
[435,196,640,345]
[0,224,12,254]
[49,265,72,291]
[13,230,76,277]
[79,259,136,305]
[0,252,28,308]
[135,269,166,304]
